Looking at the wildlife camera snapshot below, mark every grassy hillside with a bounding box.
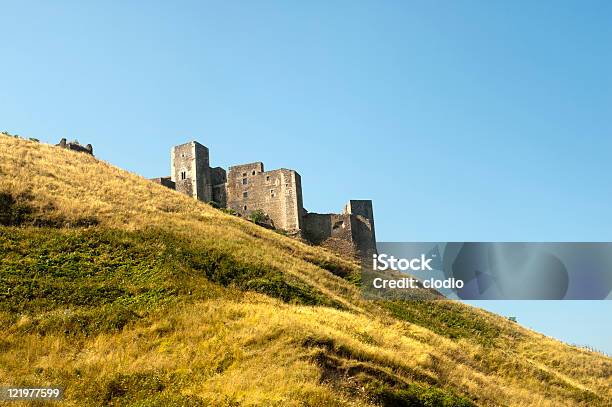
[0,134,610,406]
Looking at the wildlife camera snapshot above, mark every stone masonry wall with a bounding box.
[302,208,376,260]
[194,142,212,202]
[211,166,227,207]
[150,176,176,189]
[302,213,352,244]
[226,163,303,232]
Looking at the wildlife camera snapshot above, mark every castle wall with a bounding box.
[301,211,357,258]
[150,176,176,189]
[302,208,376,260]
[211,167,227,207]
[210,167,227,185]
[194,142,212,201]
[301,213,351,244]
[287,170,303,231]
[226,163,303,232]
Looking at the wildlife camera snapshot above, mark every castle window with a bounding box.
[266,175,270,182]
[242,172,247,177]
[180,171,186,180]
[242,178,247,185]
[244,205,247,210]
[270,189,275,197]
[243,191,248,198]
[252,170,256,175]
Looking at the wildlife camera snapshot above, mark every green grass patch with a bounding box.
[0,227,336,334]
[383,300,504,346]
[365,380,474,407]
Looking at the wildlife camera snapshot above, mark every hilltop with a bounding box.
[0,134,610,406]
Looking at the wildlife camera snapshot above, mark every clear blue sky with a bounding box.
[1,1,611,354]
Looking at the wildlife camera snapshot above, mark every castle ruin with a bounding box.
[152,140,376,259]
[56,138,94,156]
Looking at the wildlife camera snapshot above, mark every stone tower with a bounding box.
[343,200,376,244]
[170,141,212,202]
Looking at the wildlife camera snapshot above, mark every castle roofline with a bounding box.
[173,140,208,150]
[228,161,264,171]
[223,158,304,176]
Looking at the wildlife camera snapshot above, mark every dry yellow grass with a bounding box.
[0,134,610,406]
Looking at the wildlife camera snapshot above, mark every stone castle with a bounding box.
[152,141,376,259]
